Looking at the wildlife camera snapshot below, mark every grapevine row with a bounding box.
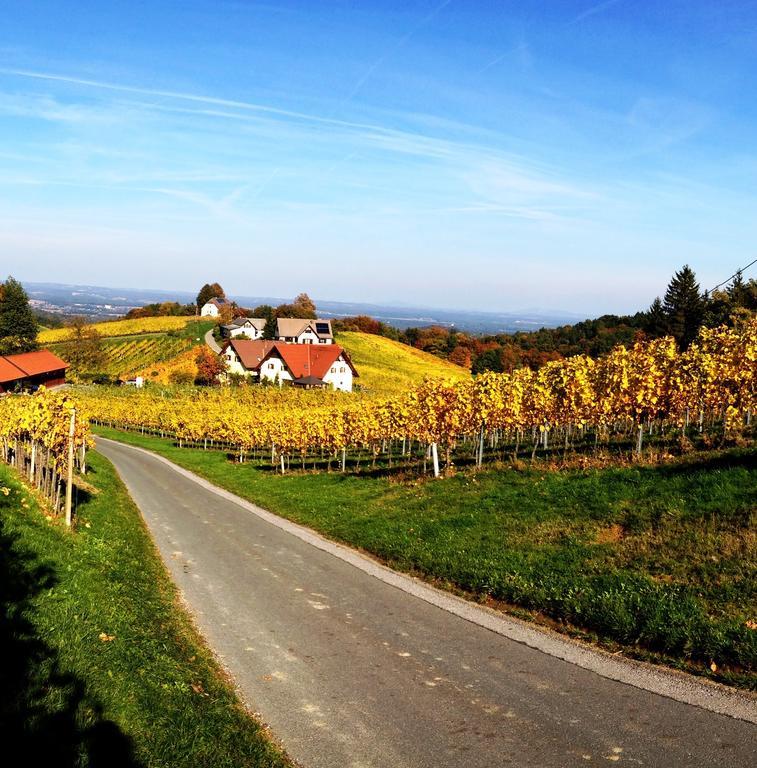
[76,319,756,475]
[0,389,93,509]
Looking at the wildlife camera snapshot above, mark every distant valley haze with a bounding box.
[21,281,585,335]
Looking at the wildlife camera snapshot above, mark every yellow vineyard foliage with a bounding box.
[39,316,197,344]
[131,345,204,384]
[74,318,757,461]
[0,388,93,469]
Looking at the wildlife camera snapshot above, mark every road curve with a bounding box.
[204,327,222,353]
[96,438,757,768]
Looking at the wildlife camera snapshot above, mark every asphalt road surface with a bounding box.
[96,438,757,768]
[204,328,222,353]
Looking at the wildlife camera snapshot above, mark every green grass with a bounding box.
[337,331,468,394]
[0,453,291,767]
[94,427,757,687]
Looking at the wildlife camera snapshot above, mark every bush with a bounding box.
[79,372,118,385]
[168,370,194,385]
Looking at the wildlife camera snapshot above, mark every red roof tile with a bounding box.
[4,349,70,377]
[0,356,25,384]
[275,344,357,379]
[228,339,278,370]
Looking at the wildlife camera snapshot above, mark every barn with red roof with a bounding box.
[0,349,69,393]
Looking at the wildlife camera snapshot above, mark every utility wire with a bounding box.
[708,258,757,294]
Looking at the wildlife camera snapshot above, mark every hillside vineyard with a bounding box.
[66,319,756,474]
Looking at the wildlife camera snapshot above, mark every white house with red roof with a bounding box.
[200,297,232,317]
[222,339,357,392]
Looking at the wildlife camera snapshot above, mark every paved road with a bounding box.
[204,328,222,353]
[97,438,757,768]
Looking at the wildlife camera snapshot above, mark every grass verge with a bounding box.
[94,426,756,689]
[0,452,291,768]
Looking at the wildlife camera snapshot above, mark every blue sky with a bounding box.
[1,0,756,314]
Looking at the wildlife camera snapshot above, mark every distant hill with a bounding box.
[23,281,582,335]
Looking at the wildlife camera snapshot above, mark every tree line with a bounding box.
[334,265,757,372]
[192,282,319,339]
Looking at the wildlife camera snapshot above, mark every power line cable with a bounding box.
[707,258,757,294]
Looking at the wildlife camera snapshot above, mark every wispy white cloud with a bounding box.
[0,91,123,123]
[0,67,428,136]
[626,96,712,153]
[569,0,625,25]
[476,42,531,75]
[0,65,622,233]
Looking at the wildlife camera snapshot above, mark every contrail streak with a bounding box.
[0,67,400,135]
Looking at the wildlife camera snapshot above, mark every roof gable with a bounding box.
[227,339,278,370]
[275,318,309,338]
[274,344,355,379]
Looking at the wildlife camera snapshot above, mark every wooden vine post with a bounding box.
[65,407,76,527]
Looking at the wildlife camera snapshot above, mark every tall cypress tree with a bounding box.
[0,276,39,354]
[662,265,704,349]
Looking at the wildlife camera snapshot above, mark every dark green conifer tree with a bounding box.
[727,270,746,305]
[0,276,39,354]
[250,304,278,339]
[644,297,668,337]
[662,265,704,349]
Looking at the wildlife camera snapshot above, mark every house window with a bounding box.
[340,366,345,373]
[330,367,336,373]
[268,363,275,369]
